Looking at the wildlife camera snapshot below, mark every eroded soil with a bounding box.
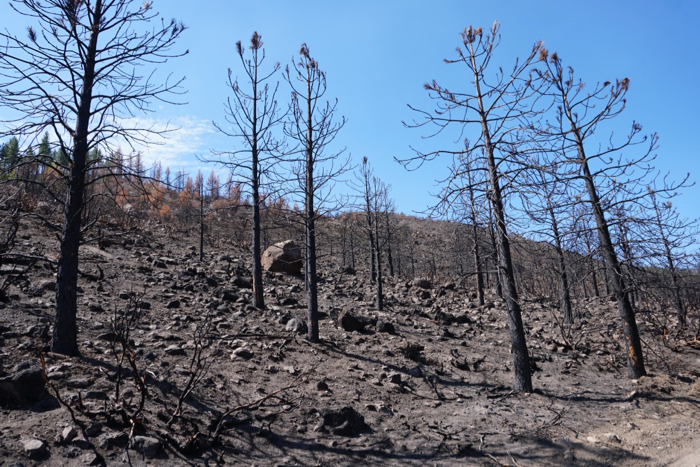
[1,219,699,466]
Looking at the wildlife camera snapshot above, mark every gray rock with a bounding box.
[81,452,101,465]
[23,439,47,458]
[219,289,239,302]
[376,321,395,334]
[85,422,103,437]
[232,276,253,289]
[231,347,254,360]
[66,378,93,389]
[277,311,291,325]
[103,432,129,448]
[317,407,369,436]
[412,279,433,289]
[285,318,308,335]
[84,391,109,401]
[22,324,48,338]
[338,310,374,333]
[262,241,303,275]
[61,426,77,444]
[130,435,161,458]
[164,345,186,356]
[0,363,45,405]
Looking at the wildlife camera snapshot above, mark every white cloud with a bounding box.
[112,115,216,170]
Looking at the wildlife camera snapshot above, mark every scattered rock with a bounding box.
[66,378,93,389]
[23,439,47,458]
[218,289,239,302]
[376,320,395,334]
[317,381,329,391]
[231,347,254,360]
[85,423,103,437]
[413,279,433,289]
[315,407,369,436]
[0,362,45,405]
[285,318,308,335]
[388,373,402,384]
[81,452,101,465]
[59,426,77,444]
[338,310,373,333]
[130,435,161,458]
[84,391,109,401]
[104,432,129,448]
[232,276,253,289]
[164,344,186,356]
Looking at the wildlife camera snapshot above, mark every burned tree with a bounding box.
[208,31,285,309]
[0,0,186,355]
[403,22,543,392]
[534,50,655,378]
[284,44,349,343]
[521,153,576,325]
[352,157,393,311]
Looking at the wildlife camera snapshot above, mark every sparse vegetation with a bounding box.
[0,8,699,466]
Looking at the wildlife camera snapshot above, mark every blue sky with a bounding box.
[1,0,699,222]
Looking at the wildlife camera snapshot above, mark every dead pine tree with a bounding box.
[520,153,576,326]
[534,50,657,378]
[351,157,393,311]
[643,187,697,327]
[284,44,350,343]
[207,31,286,310]
[0,0,186,356]
[451,151,486,306]
[402,22,544,392]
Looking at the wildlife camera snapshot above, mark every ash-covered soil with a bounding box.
[1,219,700,466]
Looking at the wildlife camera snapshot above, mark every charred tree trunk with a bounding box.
[467,184,485,306]
[651,193,686,326]
[472,66,531,392]
[52,1,104,356]
[305,88,319,342]
[375,221,384,311]
[545,196,573,325]
[385,219,395,277]
[566,115,646,379]
[487,201,503,300]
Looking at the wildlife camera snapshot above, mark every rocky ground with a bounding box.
[1,218,700,466]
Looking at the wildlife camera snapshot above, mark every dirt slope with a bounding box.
[1,219,699,466]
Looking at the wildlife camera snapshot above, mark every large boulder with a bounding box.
[337,310,375,333]
[262,240,302,275]
[0,361,46,406]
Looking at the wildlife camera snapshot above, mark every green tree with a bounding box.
[1,137,20,169]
